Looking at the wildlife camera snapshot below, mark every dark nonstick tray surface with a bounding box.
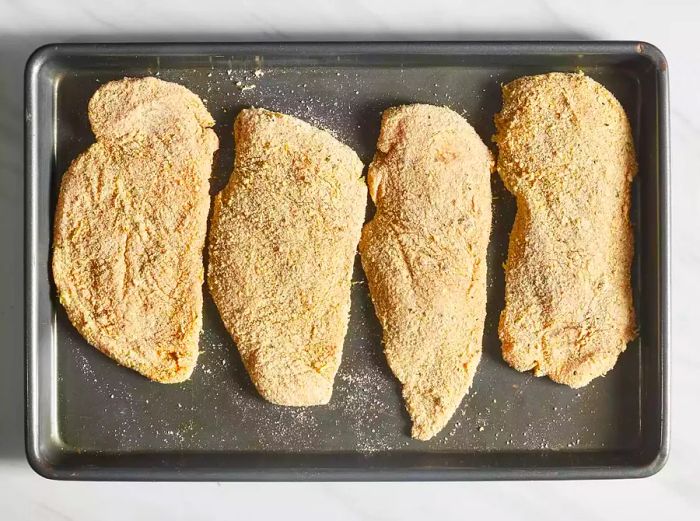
[25,42,669,480]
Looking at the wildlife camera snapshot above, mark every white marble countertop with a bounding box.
[1,0,697,519]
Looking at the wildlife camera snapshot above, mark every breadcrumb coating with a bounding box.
[495,72,637,388]
[208,108,366,406]
[360,104,493,440]
[53,77,218,383]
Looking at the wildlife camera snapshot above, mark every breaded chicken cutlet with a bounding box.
[207,108,366,406]
[359,104,493,440]
[494,72,637,388]
[52,77,218,383]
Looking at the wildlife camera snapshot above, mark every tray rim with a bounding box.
[25,40,670,481]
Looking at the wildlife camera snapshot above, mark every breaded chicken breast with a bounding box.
[53,77,218,383]
[208,108,366,406]
[494,72,637,388]
[360,104,493,440]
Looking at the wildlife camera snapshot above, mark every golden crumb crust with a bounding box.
[52,77,218,383]
[207,108,366,406]
[359,104,493,440]
[494,72,637,388]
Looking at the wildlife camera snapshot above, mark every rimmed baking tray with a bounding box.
[25,42,670,480]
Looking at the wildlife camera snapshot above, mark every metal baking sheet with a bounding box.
[25,42,670,480]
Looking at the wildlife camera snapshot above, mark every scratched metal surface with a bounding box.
[26,43,667,479]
